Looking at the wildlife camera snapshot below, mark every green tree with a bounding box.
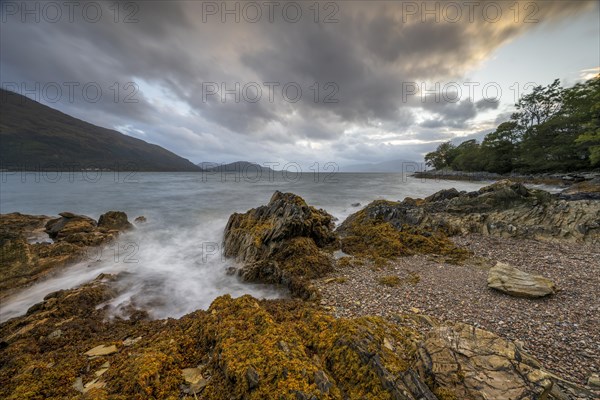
[450,139,483,171]
[573,77,600,166]
[480,121,519,173]
[424,141,456,170]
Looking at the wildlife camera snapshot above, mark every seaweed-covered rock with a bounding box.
[339,180,600,243]
[98,211,134,231]
[1,211,133,300]
[223,192,337,298]
[336,200,470,266]
[3,289,593,400]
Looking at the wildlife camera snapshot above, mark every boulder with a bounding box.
[223,192,337,299]
[487,262,556,298]
[97,211,133,231]
[45,212,97,239]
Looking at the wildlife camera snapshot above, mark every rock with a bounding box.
[72,377,84,393]
[588,374,600,388]
[123,336,142,346]
[415,322,556,400]
[45,213,96,239]
[487,262,556,298]
[97,211,133,231]
[245,366,260,389]
[84,344,118,357]
[339,180,600,243]
[560,179,600,200]
[134,215,147,223]
[314,370,332,393]
[47,329,62,339]
[351,202,361,207]
[223,191,337,298]
[182,368,203,384]
[83,378,105,393]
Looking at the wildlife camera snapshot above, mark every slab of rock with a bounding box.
[487,262,556,298]
[84,344,118,357]
[415,322,555,400]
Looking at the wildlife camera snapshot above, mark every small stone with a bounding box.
[48,329,62,339]
[84,344,118,357]
[83,378,105,393]
[314,370,333,393]
[410,307,421,314]
[588,374,600,388]
[72,377,84,393]
[182,368,204,385]
[123,336,142,347]
[246,366,260,389]
[383,337,394,351]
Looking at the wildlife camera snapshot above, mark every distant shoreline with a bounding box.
[412,170,600,186]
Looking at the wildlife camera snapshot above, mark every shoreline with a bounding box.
[412,170,600,186]
[2,182,599,398]
[315,233,600,386]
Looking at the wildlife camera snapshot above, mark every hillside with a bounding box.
[0,90,200,171]
[198,161,276,172]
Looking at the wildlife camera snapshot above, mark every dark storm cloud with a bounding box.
[0,0,596,164]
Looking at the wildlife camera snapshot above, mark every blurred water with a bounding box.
[0,171,489,321]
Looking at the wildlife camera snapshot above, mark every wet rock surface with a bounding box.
[0,211,133,300]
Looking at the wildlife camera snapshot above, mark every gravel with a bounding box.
[315,234,600,386]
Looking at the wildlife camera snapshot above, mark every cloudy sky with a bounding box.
[1,0,599,168]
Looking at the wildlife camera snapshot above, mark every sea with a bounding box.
[0,171,491,322]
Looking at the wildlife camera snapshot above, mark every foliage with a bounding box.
[423,76,600,173]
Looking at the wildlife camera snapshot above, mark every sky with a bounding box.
[1,0,599,169]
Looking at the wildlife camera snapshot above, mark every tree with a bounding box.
[573,76,600,166]
[480,121,518,173]
[450,139,483,172]
[425,141,456,170]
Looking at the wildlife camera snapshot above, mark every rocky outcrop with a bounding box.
[0,211,133,300]
[223,191,337,299]
[2,283,596,399]
[45,210,132,247]
[416,321,554,399]
[560,178,600,201]
[339,180,600,244]
[487,262,556,298]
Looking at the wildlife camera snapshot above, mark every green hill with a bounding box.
[0,90,200,171]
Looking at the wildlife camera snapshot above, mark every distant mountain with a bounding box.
[0,89,200,171]
[342,159,423,173]
[198,161,276,173]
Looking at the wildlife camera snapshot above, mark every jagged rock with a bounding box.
[223,191,337,298]
[339,180,600,243]
[415,322,556,400]
[560,178,600,200]
[134,215,147,223]
[487,262,556,298]
[98,211,134,231]
[0,211,133,300]
[45,213,96,239]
